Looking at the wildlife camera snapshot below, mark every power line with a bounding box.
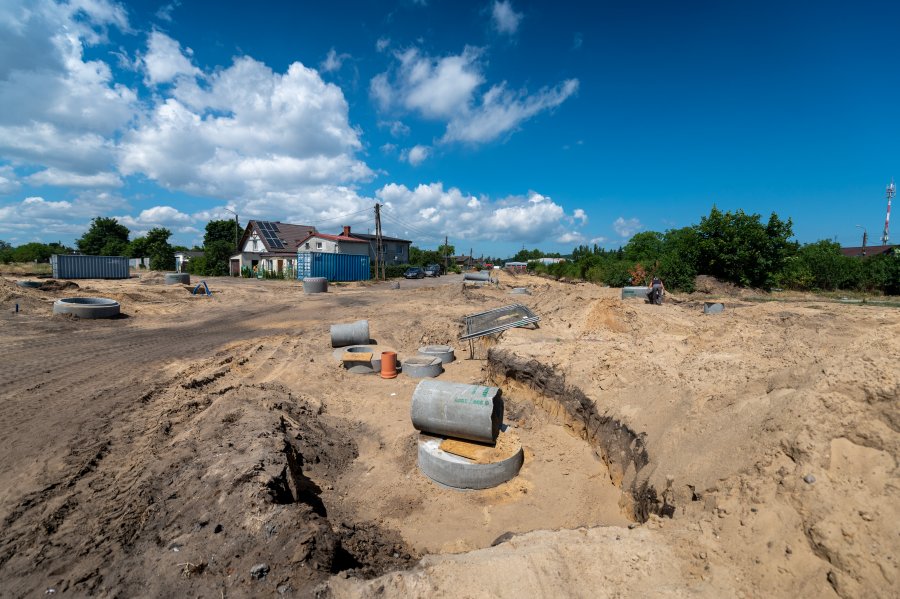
[379,208,442,242]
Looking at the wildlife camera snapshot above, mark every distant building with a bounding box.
[230,220,316,276]
[840,245,898,258]
[342,226,412,264]
[297,228,370,256]
[505,261,528,272]
[533,257,566,265]
[453,255,474,268]
[174,250,204,273]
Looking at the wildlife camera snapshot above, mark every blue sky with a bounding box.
[1,0,898,257]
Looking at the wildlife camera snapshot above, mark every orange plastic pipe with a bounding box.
[380,351,398,379]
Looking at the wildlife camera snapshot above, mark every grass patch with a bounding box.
[0,263,53,276]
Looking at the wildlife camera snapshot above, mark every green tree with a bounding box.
[656,227,700,292]
[127,236,148,259]
[12,242,53,262]
[76,217,130,255]
[202,240,233,276]
[204,219,242,248]
[622,231,665,265]
[511,248,544,262]
[793,240,857,290]
[696,206,794,288]
[199,219,241,274]
[144,227,175,270]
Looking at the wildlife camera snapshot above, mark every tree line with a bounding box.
[528,206,899,295]
[0,217,241,276]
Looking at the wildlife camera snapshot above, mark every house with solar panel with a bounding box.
[230,220,316,277]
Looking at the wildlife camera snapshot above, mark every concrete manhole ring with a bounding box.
[16,281,43,289]
[52,297,121,319]
[417,434,524,490]
[303,277,328,293]
[402,356,443,378]
[418,345,455,364]
[703,302,725,314]
[331,345,384,374]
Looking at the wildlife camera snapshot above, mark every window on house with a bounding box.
[252,239,258,251]
[316,241,323,249]
[305,242,310,249]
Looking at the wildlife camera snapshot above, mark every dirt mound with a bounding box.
[40,280,80,292]
[692,274,762,297]
[138,271,167,285]
[0,346,417,597]
[583,298,638,334]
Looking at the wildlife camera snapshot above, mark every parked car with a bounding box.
[424,264,441,277]
[404,266,426,279]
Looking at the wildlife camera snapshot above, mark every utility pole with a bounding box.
[224,208,239,249]
[374,203,384,280]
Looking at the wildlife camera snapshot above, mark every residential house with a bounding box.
[230,220,316,276]
[297,228,371,256]
[840,245,898,258]
[453,254,474,269]
[342,227,412,265]
[175,250,204,273]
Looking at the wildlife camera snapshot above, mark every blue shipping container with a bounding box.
[51,254,130,279]
[297,251,370,282]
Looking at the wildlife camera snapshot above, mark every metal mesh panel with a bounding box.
[460,304,540,340]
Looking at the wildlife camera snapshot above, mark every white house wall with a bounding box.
[300,237,369,256]
[243,232,264,253]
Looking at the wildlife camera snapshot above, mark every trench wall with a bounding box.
[487,348,665,521]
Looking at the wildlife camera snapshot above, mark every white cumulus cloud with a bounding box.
[371,46,577,145]
[0,165,20,194]
[613,217,643,238]
[143,30,200,85]
[120,55,372,199]
[442,79,579,143]
[0,192,129,240]
[492,1,523,35]
[320,48,350,73]
[26,168,122,188]
[0,0,135,181]
[376,183,577,244]
[403,145,431,166]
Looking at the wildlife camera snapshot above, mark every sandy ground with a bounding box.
[0,271,896,598]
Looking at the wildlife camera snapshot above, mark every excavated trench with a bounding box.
[487,348,667,522]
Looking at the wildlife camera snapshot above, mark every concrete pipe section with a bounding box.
[330,320,370,347]
[16,281,43,289]
[417,434,524,490]
[621,286,649,299]
[164,273,190,285]
[302,277,328,294]
[509,287,530,295]
[411,380,502,443]
[418,345,455,364]
[704,302,725,314]
[52,297,120,319]
[463,271,491,282]
[402,356,443,379]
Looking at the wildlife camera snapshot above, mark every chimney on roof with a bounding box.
[342,225,351,237]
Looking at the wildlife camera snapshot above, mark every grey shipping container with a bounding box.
[51,255,130,279]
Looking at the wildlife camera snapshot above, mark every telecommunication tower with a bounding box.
[882,179,895,246]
